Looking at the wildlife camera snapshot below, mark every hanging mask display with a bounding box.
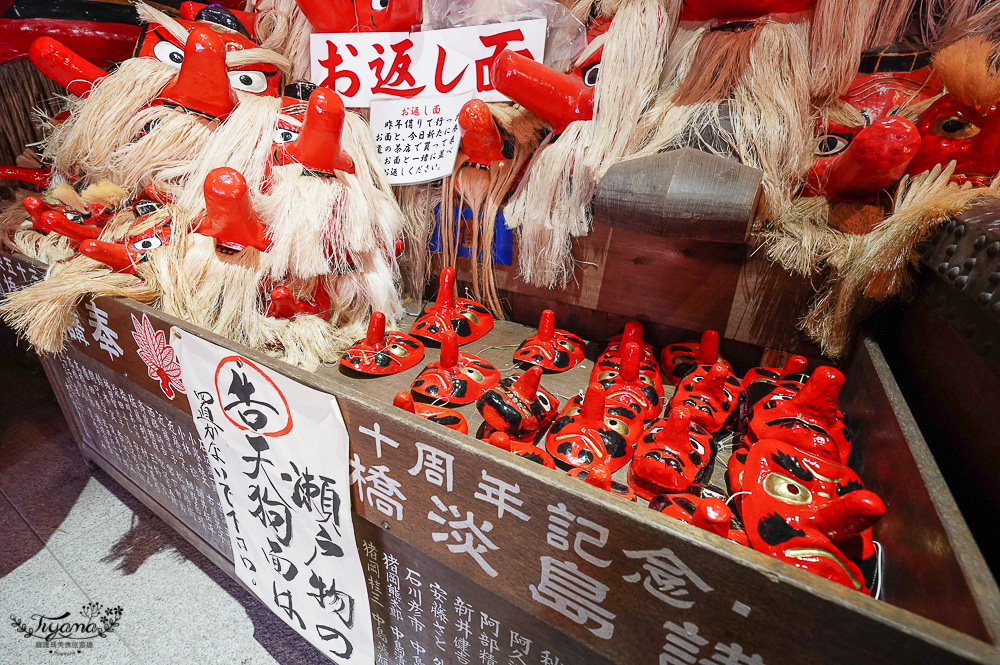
[513,309,586,372]
[340,311,425,375]
[410,331,500,405]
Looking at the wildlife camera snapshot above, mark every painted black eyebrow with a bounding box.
[771,450,814,482]
[836,479,864,496]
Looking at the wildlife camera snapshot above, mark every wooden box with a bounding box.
[2,247,998,665]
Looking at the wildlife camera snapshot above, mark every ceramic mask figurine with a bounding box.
[410,331,500,405]
[628,406,713,499]
[196,167,270,254]
[592,341,664,421]
[476,366,559,438]
[513,309,587,372]
[78,200,173,273]
[803,44,940,201]
[660,329,731,387]
[597,320,657,369]
[740,438,883,593]
[410,267,494,344]
[271,83,355,177]
[458,99,505,169]
[545,382,643,471]
[668,361,740,434]
[649,490,749,546]
[567,457,637,502]
[393,392,468,434]
[488,432,556,469]
[340,311,425,374]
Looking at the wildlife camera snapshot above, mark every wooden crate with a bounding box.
[2,247,999,665]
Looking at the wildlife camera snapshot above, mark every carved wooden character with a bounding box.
[393,391,468,434]
[628,406,713,500]
[668,361,740,434]
[741,438,883,593]
[488,431,556,469]
[410,267,494,344]
[544,382,642,471]
[410,331,500,405]
[649,491,749,546]
[592,341,664,421]
[513,309,586,372]
[567,457,636,502]
[660,329,731,387]
[340,311,424,375]
[476,366,559,438]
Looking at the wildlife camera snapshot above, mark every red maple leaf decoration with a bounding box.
[131,313,185,399]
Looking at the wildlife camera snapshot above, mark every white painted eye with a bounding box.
[229,70,268,94]
[372,0,389,10]
[153,40,184,68]
[689,437,705,455]
[815,133,850,157]
[273,128,299,144]
[581,62,600,87]
[132,236,163,251]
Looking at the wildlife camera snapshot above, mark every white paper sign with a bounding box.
[310,19,547,107]
[172,330,374,665]
[370,94,470,184]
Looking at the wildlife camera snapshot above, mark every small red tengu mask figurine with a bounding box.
[22,194,114,235]
[741,438,884,593]
[410,331,500,405]
[272,83,354,177]
[567,457,636,501]
[544,383,642,471]
[904,37,1000,186]
[743,366,851,465]
[459,99,505,169]
[295,0,421,33]
[649,491,749,546]
[476,366,559,437]
[264,282,330,320]
[491,50,594,135]
[488,432,556,469]
[668,361,740,434]
[393,392,468,434]
[481,423,540,445]
[592,341,664,421]
[410,267,494,344]
[79,201,173,274]
[340,311,425,374]
[513,309,586,372]
[680,0,815,22]
[741,354,809,394]
[597,320,657,368]
[195,167,270,254]
[660,329,731,386]
[628,406,713,500]
[803,44,940,201]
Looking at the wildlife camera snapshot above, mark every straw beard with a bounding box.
[440,103,546,316]
[503,0,679,289]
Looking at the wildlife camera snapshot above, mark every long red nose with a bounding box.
[158,27,238,120]
[0,166,50,188]
[491,50,594,134]
[283,87,354,174]
[823,117,921,200]
[366,311,387,346]
[79,239,138,273]
[200,167,270,251]
[39,210,100,242]
[29,37,107,98]
[459,99,504,165]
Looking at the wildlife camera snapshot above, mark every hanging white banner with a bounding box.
[172,329,374,665]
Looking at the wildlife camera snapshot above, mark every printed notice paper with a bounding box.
[173,330,374,664]
[370,94,470,185]
[310,19,546,107]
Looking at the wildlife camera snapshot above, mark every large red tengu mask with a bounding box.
[410,267,494,344]
[741,438,884,593]
[195,167,270,254]
[394,391,468,434]
[592,341,664,421]
[668,362,740,434]
[649,491,748,546]
[476,366,559,437]
[491,50,594,135]
[340,311,425,375]
[295,0,422,33]
[660,329,731,387]
[513,309,586,372]
[272,83,355,177]
[744,366,851,465]
[628,406,713,499]
[804,44,940,201]
[544,383,643,471]
[410,331,500,405]
[78,200,173,274]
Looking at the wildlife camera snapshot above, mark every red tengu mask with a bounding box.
[409,331,500,405]
[272,84,355,177]
[476,366,559,437]
[628,406,712,499]
[544,383,643,471]
[741,438,884,593]
[592,341,664,421]
[488,432,556,469]
[340,311,425,375]
[514,309,587,372]
[596,320,658,371]
[410,267,494,344]
[294,0,422,33]
[568,460,637,502]
[459,99,505,168]
[491,50,594,134]
[804,45,940,201]
[393,392,468,434]
[649,492,748,546]
[264,283,330,320]
[79,200,173,274]
[660,329,731,386]
[744,366,851,464]
[668,361,740,433]
[568,14,611,88]
[196,167,270,254]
